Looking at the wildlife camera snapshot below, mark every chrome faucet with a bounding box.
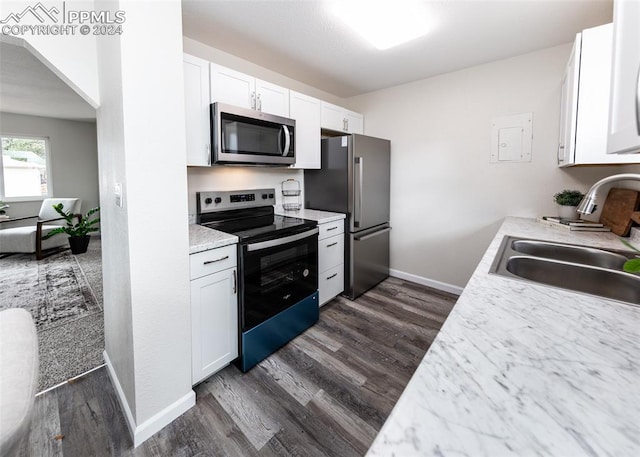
[577,173,640,214]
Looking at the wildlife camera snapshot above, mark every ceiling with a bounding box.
[182,0,613,98]
[0,42,96,121]
[0,1,613,121]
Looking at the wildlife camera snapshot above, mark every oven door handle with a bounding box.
[246,228,319,252]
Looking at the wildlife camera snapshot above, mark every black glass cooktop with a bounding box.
[199,206,316,243]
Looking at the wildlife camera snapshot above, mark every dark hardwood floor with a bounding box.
[15,277,457,457]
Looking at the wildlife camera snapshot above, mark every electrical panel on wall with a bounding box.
[490,113,533,163]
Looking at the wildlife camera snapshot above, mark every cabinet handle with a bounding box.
[233,269,237,294]
[326,242,338,247]
[257,93,262,111]
[203,255,229,265]
[326,273,338,280]
[326,226,338,231]
[251,92,256,110]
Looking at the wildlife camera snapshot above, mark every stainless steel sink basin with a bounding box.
[511,239,629,269]
[490,236,640,305]
[505,256,640,304]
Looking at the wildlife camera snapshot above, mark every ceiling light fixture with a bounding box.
[331,0,431,50]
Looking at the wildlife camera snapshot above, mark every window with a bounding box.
[0,135,51,201]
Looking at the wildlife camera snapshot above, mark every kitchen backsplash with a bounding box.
[187,166,304,221]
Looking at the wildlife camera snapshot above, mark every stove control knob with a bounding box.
[261,193,268,199]
[214,197,222,204]
[268,193,274,199]
[204,197,213,205]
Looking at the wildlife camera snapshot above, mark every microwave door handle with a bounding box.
[281,125,291,156]
[246,228,318,252]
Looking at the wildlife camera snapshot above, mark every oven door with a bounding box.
[240,228,318,331]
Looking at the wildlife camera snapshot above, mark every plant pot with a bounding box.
[68,235,90,254]
[557,205,579,219]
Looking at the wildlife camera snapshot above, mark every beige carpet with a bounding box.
[0,237,103,392]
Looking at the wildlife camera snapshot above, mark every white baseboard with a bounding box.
[103,350,196,447]
[389,269,464,296]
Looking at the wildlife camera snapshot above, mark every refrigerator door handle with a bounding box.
[354,226,391,241]
[355,156,363,228]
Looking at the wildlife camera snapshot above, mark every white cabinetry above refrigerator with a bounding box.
[321,102,364,134]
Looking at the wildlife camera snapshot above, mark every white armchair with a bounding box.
[0,198,82,260]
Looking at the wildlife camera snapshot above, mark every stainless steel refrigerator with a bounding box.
[304,134,391,299]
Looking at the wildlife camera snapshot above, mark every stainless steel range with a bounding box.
[197,188,319,372]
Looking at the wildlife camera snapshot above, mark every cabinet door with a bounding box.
[607,0,640,154]
[183,54,211,166]
[319,233,344,273]
[558,34,580,166]
[210,63,255,109]
[575,24,631,165]
[319,263,344,306]
[256,79,290,117]
[289,91,321,169]
[344,110,364,134]
[191,268,238,385]
[321,102,346,132]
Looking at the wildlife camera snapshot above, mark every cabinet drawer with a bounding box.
[319,234,344,273]
[319,264,344,306]
[190,244,237,280]
[319,220,344,240]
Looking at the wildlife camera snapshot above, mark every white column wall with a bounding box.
[95,0,193,445]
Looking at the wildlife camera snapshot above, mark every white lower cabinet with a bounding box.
[190,245,238,385]
[317,220,345,306]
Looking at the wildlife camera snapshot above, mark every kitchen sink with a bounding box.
[490,236,640,305]
[510,239,629,269]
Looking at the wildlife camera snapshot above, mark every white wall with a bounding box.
[347,43,640,289]
[96,0,193,446]
[0,112,99,218]
[0,2,99,107]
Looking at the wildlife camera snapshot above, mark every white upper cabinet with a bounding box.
[255,79,290,118]
[289,91,321,169]
[558,24,637,166]
[209,63,254,109]
[210,63,289,117]
[607,0,640,154]
[321,102,364,134]
[344,110,364,135]
[183,53,211,166]
[557,34,579,166]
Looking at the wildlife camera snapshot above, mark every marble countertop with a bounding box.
[188,224,238,255]
[367,216,640,456]
[275,208,346,224]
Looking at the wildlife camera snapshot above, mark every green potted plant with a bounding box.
[553,189,585,219]
[42,203,100,254]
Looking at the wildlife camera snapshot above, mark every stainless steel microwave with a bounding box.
[210,102,295,166]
